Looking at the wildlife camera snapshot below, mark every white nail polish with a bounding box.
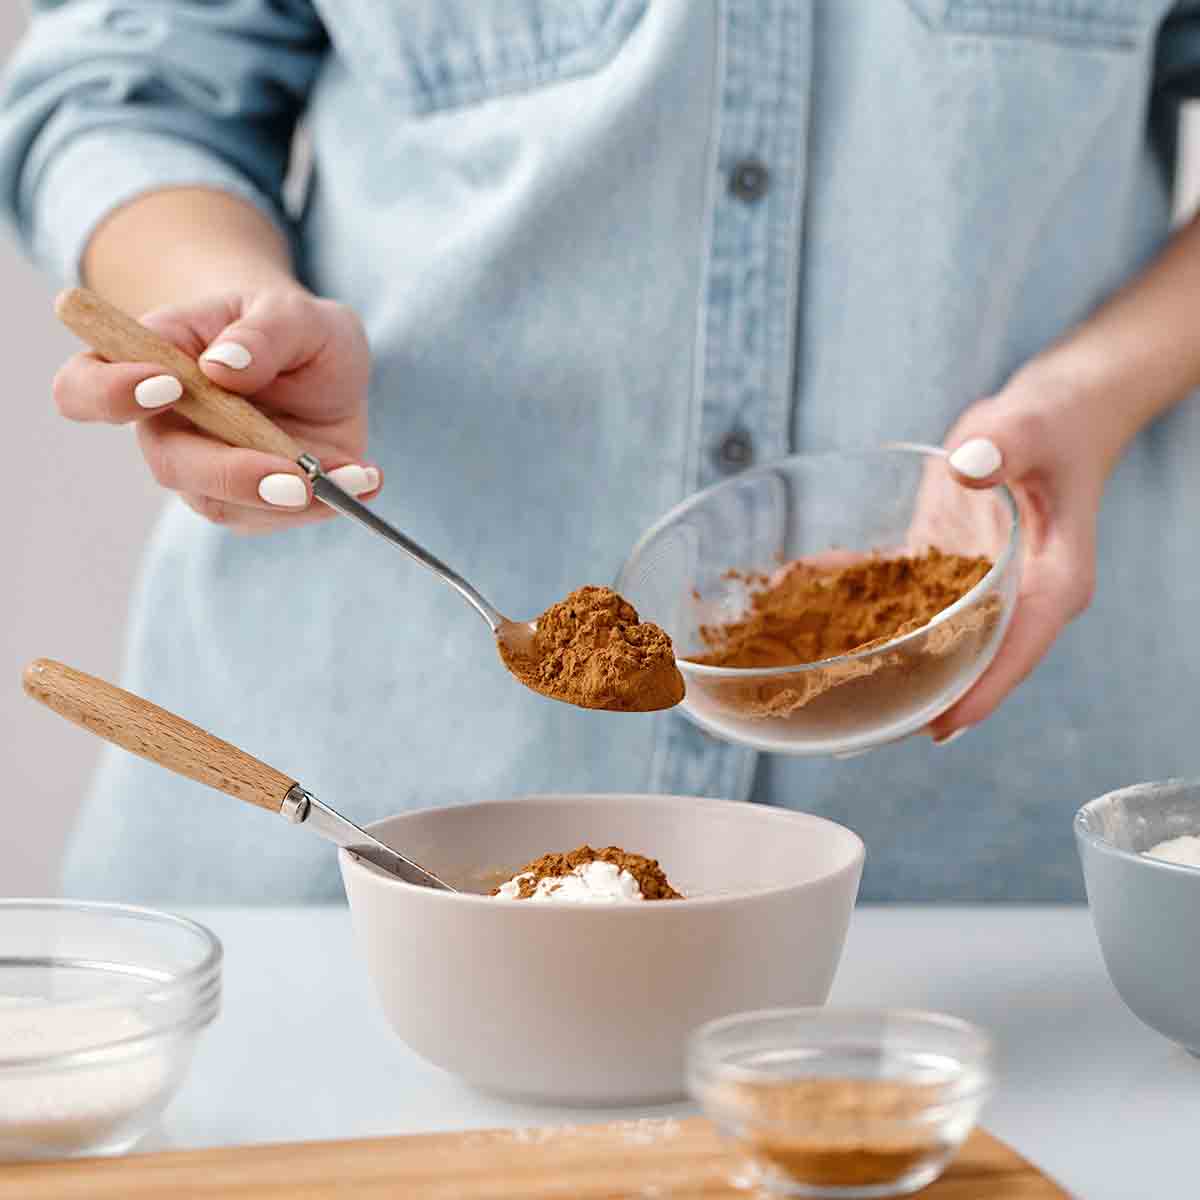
[202,341,253,370]
[933,726,970,747]
[327,464,375,496]
[949,438,1003,480]
[134,374,182,409]
[257,473,308,508]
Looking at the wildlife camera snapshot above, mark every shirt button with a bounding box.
[729,159,769,203]
[715,430,754,473]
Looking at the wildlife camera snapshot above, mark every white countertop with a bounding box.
[154,905,1197,1198]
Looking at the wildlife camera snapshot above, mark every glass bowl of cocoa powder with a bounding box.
[688,1007,993,1197]
[617,444,1020,755]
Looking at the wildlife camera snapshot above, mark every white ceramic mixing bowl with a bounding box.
[339,793,864,1104]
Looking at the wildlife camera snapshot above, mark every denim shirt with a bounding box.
[3,1,1200,903]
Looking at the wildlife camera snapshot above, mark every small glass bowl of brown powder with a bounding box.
[688,1008,993,1198]
[617,445,1021,756]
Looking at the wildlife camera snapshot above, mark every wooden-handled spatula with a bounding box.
[23,657,456,891]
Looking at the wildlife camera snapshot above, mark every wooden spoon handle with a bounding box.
[23,658,296,813]
[55,287,303,461]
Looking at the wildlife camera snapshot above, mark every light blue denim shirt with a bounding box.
[3,1,1200,903]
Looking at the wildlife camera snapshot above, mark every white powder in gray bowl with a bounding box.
[1143,834,1200,868]
[0,997,173,1153]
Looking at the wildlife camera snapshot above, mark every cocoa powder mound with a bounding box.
[499,586,685,712]
[722,1078,944,1189]
[692,549,992,669]
[491,845,683,900]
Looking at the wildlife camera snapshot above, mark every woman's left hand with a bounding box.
[926,365,1115,744]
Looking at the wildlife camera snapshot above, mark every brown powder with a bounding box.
[684,549,997,720]
[499,586,685,713]
[692,549,991,669]
[490,845,683,900]
[721,1078,944,1189]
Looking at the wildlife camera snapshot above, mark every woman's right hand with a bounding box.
[52,285,380,533]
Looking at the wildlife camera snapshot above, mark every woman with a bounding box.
[2,1,1197,903]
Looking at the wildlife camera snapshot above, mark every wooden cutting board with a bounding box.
[0,1117,1068,1199]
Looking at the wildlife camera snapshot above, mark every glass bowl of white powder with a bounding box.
[0,900,221,1160]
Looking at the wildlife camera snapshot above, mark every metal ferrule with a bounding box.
[280,785,313,824]
[297,452,323,480]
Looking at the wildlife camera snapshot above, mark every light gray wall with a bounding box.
[1,7,162,896]
[3,11,1199,896]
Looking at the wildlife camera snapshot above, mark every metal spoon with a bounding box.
[54,289,543,683]
[23,658,457,892]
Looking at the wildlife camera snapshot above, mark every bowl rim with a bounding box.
[1074,778,1200,879]
[618,442,1022,680]
[339,792,866,907]
[686,1005,994,1107]
[0,899,222,1070]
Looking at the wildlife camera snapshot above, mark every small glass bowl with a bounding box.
[617,445,1020,756]
[0,900,221,1160]
[688,1008,993,1198]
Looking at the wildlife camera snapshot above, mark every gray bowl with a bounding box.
[1075,780,1200,1056]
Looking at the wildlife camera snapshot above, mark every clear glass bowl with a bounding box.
[688,1008,993,1198]
[617,445,1020,756]
[0,900,221,1160]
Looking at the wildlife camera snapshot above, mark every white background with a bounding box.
[3,8,1198,896]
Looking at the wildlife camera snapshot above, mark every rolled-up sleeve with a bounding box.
[0,0,327,283]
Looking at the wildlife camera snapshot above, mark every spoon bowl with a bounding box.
[494,619,537,658]
[494,592,685,712]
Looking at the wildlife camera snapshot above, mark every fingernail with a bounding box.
[134,374,182,409]
[201,341,253,370]
[949,438,1003,480]
[257,473,308,508]
[327,464,379,496]
[932,726,970,747]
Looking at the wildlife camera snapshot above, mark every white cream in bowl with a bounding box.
[494,859,645,902]
[1144,834,1200,868]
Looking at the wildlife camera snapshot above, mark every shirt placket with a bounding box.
[651,0,814,800]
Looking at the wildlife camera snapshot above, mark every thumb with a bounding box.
[945,407,1042,490]
[194,289,324,397]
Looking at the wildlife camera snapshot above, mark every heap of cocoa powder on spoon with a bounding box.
[498,586,685,713]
